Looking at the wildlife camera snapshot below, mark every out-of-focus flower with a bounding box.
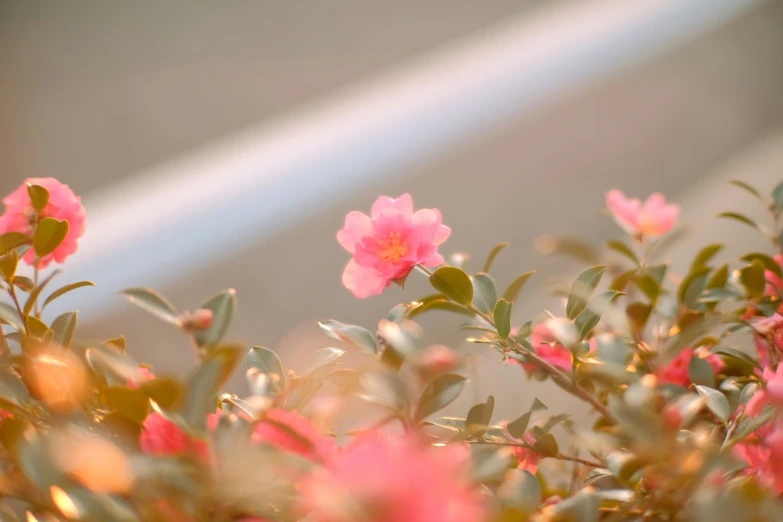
[656,348,724,388]
[661,403,683,432]
[605,190,678,238]
[765,255,783,298]
[754,314,783,368]
[252,408,336,463]
[127,367,155,389]
[0,178,86,268]
[139,412,209,460]
[414,344,459,378]
[301,432,485,522]
[179,308,214,331]
[337,194,450,298]
[519,324,574,374]
[510,432,541,474]
[734,423,783,495]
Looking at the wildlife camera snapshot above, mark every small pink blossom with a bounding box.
[127,367,155,389]
[179,308,214,331]
[765,255,783,299]
[139,412,209,460]
[252,408,336,463]
[0,178,86,268]
[510,432,541,474]
[301,432,485,522]
[656,348,724,388]
[415,344,459,377]
[605,190,678,238]
[337,194,450,298]
[754,314,783,367]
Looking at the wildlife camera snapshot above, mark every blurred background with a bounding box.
[2,0,783,423]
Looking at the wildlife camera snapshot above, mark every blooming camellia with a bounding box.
[139,412,209,460]
[0,177,86,268]
[656,347,725,388]
[605,190,679,238]
[301,432,485,522]
[252,408,336,463]
[337,194,450,298]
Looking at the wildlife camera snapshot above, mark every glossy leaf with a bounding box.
[566,266,608,320]
[194,289,236,347]
[26,184,49,212]
[85,345,143,387]
[0,250,17,282]
[0,367,32,410]
[741,252,783,278]
[305,347,345,374]
[695,385,729,424]
[739,259,766,298]
[471,273,497,314]
[493,299,513,340]
[466,395,495,439]
[120,288,179,325]
[33,217,68,258]
[501,271,536,303]
[717,212,758,231]
[42,280,95,310]
[416,373,468,420]
[429,266,474,306]
[359,370,410,414]
[0,232,31,256]
[26,316,49,339]
[51,311,77,347]
[246,346,286,394]
[0,303,23,331]
[318,319,378,355]
[483,242,509,273]
[607,240,639,265]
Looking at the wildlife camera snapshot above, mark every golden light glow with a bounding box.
[26,513,39,522]
[51,486,80,519]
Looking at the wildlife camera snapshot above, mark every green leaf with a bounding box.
[718,212,758,231]
[688,355,715,388]
[536,235,599,263]
[0,232,32,256]
[0,303,23,331]
[26,184,49,212]
[305,347,345,374]
[690,243,724,272]
[471,444,515,483]
[429,267,474,306]
[0,250,17,282]
[408,299,473,318]
[85,345,143,386]
[416,373,468,420]
[566,266,608,320]
[493,299,513,340]
[678,267,710,308]
[699,288,741,303]
[103,386,150,423]
[0,367,32,411]
[12,277,33,292]
[741,252,783,278]
[51,311,77,347]
[42,281,95,310]
[318,319,378,355]
[182,346,240,431]
[773,180,783,212]
[246,346,286,395]
[483,242,509,273]
[120,288,179,325]
[514,321,533,342]
[466,395,495,439]
[501,271,536,303]
[532,432,559,458]
[507,412,532,439]
[607,240,639,265]
[359,370,411,414]
[502,470,542,515]
[22,269,59,318]
[695,385,729,424]
[707,264,729,289]
[729,180,762,200]
[471,273,498,314]
[610,269,637,293]
[26,316,49,339]
[33,217,68,258]
[739,259,766,298]
[626,302,652,336]
[193,289,236,347]
[575,290,623,341]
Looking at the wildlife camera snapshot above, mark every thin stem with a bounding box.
[468,440,606,468]
[33,258,40,318]
[721,417,739,451]
[7,285,28,336]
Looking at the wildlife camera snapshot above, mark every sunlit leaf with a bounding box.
[26,184,49,212]
[42,281,95,310]
[416,373,467,420]
[51,311,77,347]
[695,385,729,424]
[471,273,497,314]
[246,346,286,395]
[0,232,31,256]
[739,259,765,298]
[493,299,512,340]
[0,367,32,411]
[33,218,68,258]
[607,240,639,266]
[483,242,509,273]
[318,320,378,355]
[502,470,541,516]
[120,288,179,325]
[717,212,758,231]
[103,386,150,423]
[305,347,345,374]
[741,252,783,278]
[429,267,474,306]
[0,250,17,282]
[359,370,411,415]
[566,266,608,320]
[0,303,23,331]
[501,271,536,303]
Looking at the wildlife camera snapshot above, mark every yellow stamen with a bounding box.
[378,233,408,263]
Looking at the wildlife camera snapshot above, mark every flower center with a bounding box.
[377,233,408,263]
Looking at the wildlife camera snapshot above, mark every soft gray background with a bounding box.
[1,1,783,423]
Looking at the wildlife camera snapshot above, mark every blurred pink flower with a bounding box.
[605,190,678,238]
[301,432,485,522]
[754,314,783,368]
[139,412,209,460]
[127,367,155,389]
[765,255,783,299]
[511,433,540,474]
[0,178,86,268]
[656,348,724,388]
[337,194,450,298]
[415,344,459,377]
[734,424,783,495]
[520,324,574,374]
[252,408,336,463]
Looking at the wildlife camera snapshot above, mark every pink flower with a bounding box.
[301,432,485,522]
[127,367,155,389]
[415,344,459,378]
[139,412,209,460]
[734,423,783,495]
[521,324,574,374]
[754,314,783,367]
[511,433,541,474]
[179,308,214,331]
[605,190,678,238]
[765,255,783,298]
[656,348,724,388]
[0,178,86,268]
[337,194,450,298]
[252,408,336,463]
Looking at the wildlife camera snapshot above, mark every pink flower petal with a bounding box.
[336,211,373,253]
[606,190,640,234]
[342,259,388,299]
